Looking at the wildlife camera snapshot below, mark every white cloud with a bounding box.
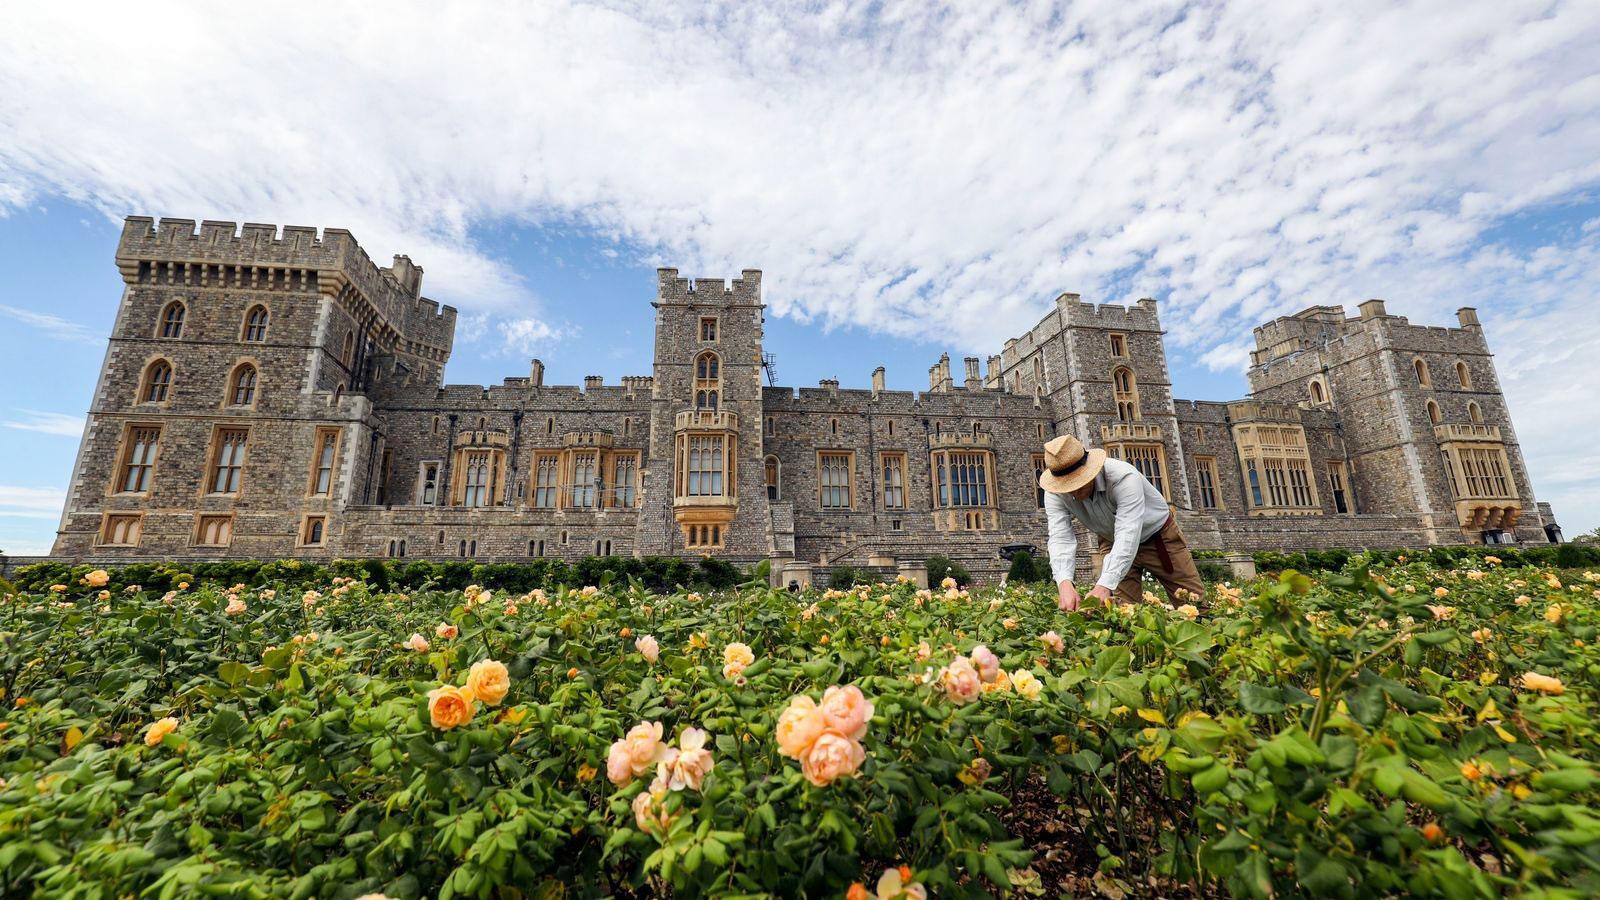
[0,485,65,520]
[0,304,98,344]
[497,318,571,357]
[0,0,1598,530]
[3,410,86,437]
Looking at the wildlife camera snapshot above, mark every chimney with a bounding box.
[986,355,1002,388]
[871,366,886,395]
[964,357,981,389]
[1358,299,1388,320]
[1456,307,1481,328]
[820,378,839,398]
[529,359,545,387]
[583,375,603,390]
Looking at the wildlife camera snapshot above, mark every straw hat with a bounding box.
[1037,434,1107,494]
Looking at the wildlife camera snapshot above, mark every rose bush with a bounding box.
[0,559,1596,897]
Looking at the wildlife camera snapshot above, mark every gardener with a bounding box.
[1038,433,1204,612]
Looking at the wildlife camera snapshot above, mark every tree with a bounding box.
[1006,551,1041,584]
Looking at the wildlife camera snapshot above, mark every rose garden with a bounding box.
[1,552,1598,898]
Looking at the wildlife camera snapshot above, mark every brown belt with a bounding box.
[1142,513,1175,574]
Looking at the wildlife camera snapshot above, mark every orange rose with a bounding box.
[466,659,510,706]
[427,684,476,729]
[819,685,874,741]
[435,622,458,640]
[776,695,827,759]
[144,716,179,747]
[1520,672,1565,695]
[801,730,865,786]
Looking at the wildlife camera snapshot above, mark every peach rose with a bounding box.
[819,685,874,741]
[144,716,179,747]
[1041,631,1065,654]
[970,645,1000,683]
[876,865,927,900]
[801,730,865,786]
[225,597,248,616]
[940,657,982,704]
[636,634,660,664]
[1520,672,1565,695]
[435,622,459,640]
[777,695,827,758]
[427,684,476,729]
[656,726,716,791]
[1174,604,1199,620]
[915,640,932,662]
[81,569,110,588]
[607,721,667,785]
[632,782,676,835]
[466,659,510,706]
[404,633,430,652]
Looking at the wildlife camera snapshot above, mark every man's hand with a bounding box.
[1057,581,1081,612]
[1088,584,1113,604]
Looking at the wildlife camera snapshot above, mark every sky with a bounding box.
[1,0,1598,554]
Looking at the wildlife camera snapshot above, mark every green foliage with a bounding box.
[1005,551,1041,584]
[925,555,971,588]
[3,557,1599,897]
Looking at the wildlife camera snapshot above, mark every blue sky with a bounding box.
[2,1,1599,552]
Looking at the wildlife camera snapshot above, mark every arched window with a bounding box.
[1468,401,1484,425]
[1414,358,1431,387]
[1309,380,1326,404]
[227,364,257,406]
[242,305,269,342]
[1426,400,1441,425]
[140,359,172,403]
[159,302,186,339]
[764,455,780,501]
[341,331,354,367]
[1112,367,1139,421]
[1456,361,1472,389]
[694,351,720,410]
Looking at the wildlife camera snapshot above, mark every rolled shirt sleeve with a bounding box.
[1044,490,1079,584]
[1095,470,1148,592]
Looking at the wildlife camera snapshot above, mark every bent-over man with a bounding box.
[1037,434,1204,611]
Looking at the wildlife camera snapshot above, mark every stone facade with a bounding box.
[49,216,1562,580]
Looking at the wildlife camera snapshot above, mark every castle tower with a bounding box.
[637,268,771,558]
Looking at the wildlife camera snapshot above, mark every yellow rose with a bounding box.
[427,684,476,729]
[1011,669,1043,701]
[1544,604,1565,625]
[144,716,179,747]
[723,642,755,668]
[1519,672,1564,695]
[465,659,510,706]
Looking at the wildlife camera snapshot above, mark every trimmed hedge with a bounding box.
[6,555,753,597]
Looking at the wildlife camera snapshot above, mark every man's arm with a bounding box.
[1044,490,1079,584]
[1093,472,1147,595]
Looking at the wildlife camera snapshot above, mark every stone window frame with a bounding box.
[98,512,144,548]
[1413,357,1431,387]
[1426,400,1442,425]
[1327,460,1352,514]
[453,447,505,508]
[764,454,781,501]
[879,451,907,510]
[111,422,163,496]
[1307,376,1329,406]
[417,460,442,506]
[1232,423,1320,515]
[931,447,994,510]
[298,514,328,548]
[699,315,719,343]
[1108,332,1128,358]
[157,300,186,339]
[224,359,261,409]
[340,330,355,368]
[241,303,270,343]
[1107,441,1169,499]
[203,425,251,498]
[1455,360,1472,389]
[530,451,561,508]
[675,431,737,500]
[306,427,342,498]
[1193,455,1221,510]
[684,522,725,550]
[1112,366,1140,421]
[1032,453,1047,509]
[817,449,856,511]
[138,356,175,405]
[1468,401,1484,425]
[193,512,235,548]
[694,350,721,410]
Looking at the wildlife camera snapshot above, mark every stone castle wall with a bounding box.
[48,216,1559,579]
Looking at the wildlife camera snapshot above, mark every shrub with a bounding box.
[925,554,971,588]
[1005,551,1041,584]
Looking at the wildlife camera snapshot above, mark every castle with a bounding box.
[49,216,1562,582]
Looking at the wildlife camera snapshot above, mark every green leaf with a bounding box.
[217,661,249,686]
[1239,682,1287,714]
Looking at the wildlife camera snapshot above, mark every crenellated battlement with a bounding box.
[119,216,455,359]
[655,267,763,306]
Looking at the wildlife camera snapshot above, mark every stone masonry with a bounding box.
[49,216,1563,581]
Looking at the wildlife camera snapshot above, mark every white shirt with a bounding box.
[1045,457,1171,591]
